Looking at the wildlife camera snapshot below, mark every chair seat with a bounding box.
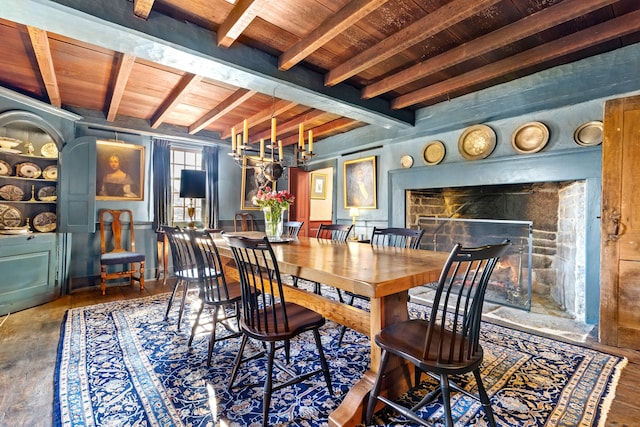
[376,319,482,374]
[100,251,145,265]
[241,302,325,342]
[175,267,219,280]
[205,280,243,304]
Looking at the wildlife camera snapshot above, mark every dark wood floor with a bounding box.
[1,279,639,426]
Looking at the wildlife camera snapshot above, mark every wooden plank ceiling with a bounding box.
[0,0,639,150]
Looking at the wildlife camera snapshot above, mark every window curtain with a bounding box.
[203,145,219,229]
[152,139,171,230]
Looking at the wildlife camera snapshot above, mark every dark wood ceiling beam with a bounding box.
[218,0,264,48]
[133,0,155,20]
[392,10,640,109]
[363,0,621,99]
[278,0,390,71]
[189,88,257,134]
[0,0,413,129]
[324,0,502,87]
[221,99,298,140]
[106,53,135,121]
[25,26,61,107]
[279,117,356,147]
[150,73,203,129]
[249,109,329,143]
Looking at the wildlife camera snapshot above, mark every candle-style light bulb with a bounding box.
[278,140,283,160]
[308,130,313,153]
[298,123,304,149]
[231,127,236,151]
[260,138,265,159]
[243,119,248,144]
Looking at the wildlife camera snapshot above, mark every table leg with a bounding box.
[328,291,412,427]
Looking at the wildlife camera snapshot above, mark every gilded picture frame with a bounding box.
[241,157,276,210]
[96,140,145,201]
[343,156,377,209]
[310,172,327,200]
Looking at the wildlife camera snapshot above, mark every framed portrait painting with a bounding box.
[344,156,377,209]
[310,172,327,199]
[96,140,145,201]
[241,157,276,210]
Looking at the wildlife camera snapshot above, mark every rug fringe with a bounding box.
[597,357,628,427]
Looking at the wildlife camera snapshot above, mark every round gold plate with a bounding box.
[458,125,496,160]
[423,141,446,165]
[574,121,603,146]
[511,121,549,154]
[400,154,414,168]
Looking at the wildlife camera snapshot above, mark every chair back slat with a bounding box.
[316,223,353,241]
[188,229,232,303]
[370,227,424,249]
[424,241,510,364]
[222,233,289,336]
[283,221,303,237]
[100,209,136,253]
[161,225,196,275]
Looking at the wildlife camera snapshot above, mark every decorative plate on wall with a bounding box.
[423,141,446,165]
[574,121,603,146]
[511,121,549,154]
[458,125,496,160]
[400,154,414,168]
[0,184,24,201]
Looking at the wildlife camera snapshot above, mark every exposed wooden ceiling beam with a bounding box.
[133,0,155,20]
[278,0,390,71]
[221,99,298,139]
[0,0,413,129]
[279,117,356,146]
[106,53,135,121]
[392,10,640,109]
[218,0,263,48]
[362,0,620,99]
[189,88,257,134]
[324,0,502,87]
[151,73,203,129]
[25,26,61,107]
[249,109,329,143]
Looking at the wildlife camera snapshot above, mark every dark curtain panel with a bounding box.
[152,139,171,230]
[203,145,219,229]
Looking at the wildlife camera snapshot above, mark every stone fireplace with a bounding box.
[406,181,586,319]
[388,149,602,324]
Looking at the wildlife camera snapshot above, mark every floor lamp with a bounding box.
[180,169,206,229]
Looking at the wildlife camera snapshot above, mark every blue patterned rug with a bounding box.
[54,291,626,427]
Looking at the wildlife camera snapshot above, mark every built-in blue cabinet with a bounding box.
[0,109,75,313]
[0,233,59,316]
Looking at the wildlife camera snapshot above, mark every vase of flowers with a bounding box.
[252,187,295,239]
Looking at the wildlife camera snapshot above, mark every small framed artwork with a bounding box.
[241,157,276,210]
[96,140,144,201]
[310,172,327,199]
[344,156,377,209]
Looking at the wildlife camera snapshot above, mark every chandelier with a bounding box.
[228,118,314,181]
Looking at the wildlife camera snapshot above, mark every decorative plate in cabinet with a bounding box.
[33,212,56,232]
[0,203,22,228]
[0,184,24,201]
[42,165,58,180]
[16,162,41,179]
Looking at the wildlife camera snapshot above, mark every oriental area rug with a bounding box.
[54,291,626,427]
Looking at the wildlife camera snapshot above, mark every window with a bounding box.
[170,147,203,223]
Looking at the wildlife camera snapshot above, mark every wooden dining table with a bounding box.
[213,232,449,427]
